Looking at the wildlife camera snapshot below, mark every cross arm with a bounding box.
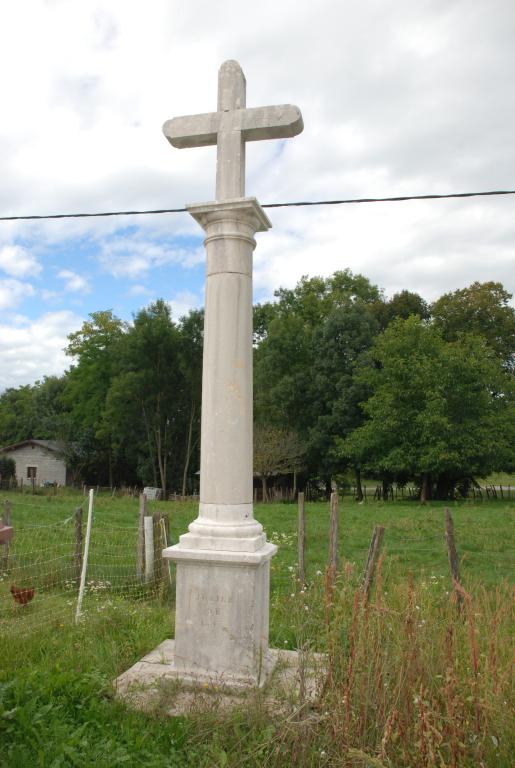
[240,104,303,141]
[163,104,303,149]
[163,112,221,149]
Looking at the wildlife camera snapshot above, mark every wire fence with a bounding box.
[0,495,170,635]
[0,492,512,635]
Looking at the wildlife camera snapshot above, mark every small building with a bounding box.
[0,439,68,487]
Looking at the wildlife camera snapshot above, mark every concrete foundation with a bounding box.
[115,641,324,717]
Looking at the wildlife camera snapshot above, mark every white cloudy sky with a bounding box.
[0,0,514,390]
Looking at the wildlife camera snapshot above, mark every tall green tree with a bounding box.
[0,376,69,447]
[432,281,515,370]
[341,316,514,500]
[177,309,204,496]
[255,270,381,492]
[103,300,185,495]
[253,425,305,501]
[254,269,381,344]
[372,290,430,331]
[0,386,37,445]
[309,302,379,497]
[63,310,126,485]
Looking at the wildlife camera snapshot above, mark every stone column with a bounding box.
[164,197,277,687]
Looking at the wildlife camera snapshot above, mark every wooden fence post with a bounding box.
[137,493,146,580]
[2,500,12,571]
[298,492,305,585]
[328,491,339,573]
[160,516,173,586]
[144,515,154,583]
[74,506,83,580]
[152,511,169,583]
[362,525,385,599]
[444,507,463,608]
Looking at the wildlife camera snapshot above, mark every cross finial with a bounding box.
[218,60,246,111]
[163,60,303,201]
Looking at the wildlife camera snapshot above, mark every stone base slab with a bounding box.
[115,640,325,716]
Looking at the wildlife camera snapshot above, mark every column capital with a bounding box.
[186,197,272,234]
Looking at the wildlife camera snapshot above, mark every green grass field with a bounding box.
[0,493,513,767]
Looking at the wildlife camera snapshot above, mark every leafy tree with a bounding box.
[63,310,126,485]
[309,303,378,497]
[253,425,305,501]
[273,270,381,323]
[177,309,204,496]
[103,300,184,496]
[0,376,69,447]
[372,290,430,331]
[0,386,37,445]
[254,269,381,345]
[341,317,514,500]
[432,281,515,370]
[255,270,381,492]
[255,313,313,429]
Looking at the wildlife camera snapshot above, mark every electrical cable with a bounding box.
[0,189,514,222]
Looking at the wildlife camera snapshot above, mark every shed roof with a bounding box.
[0,439,65,455]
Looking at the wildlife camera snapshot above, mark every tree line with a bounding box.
[0,273,514,500]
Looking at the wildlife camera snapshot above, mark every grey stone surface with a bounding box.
[171,547,275,686]
[163,60,303,201]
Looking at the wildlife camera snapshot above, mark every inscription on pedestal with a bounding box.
[173,560,266,682]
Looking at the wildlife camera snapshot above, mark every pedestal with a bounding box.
[163,545,276,687]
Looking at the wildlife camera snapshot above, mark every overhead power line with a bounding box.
[0,188,514,222]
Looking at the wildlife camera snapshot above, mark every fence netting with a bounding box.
[0,500,170,635]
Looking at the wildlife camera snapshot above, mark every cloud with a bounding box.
[0,278,34,309]
[0,245,41,278]
[0,310,83,390]
[127,284,152,296]
[99,237,203,278]
[168,290,202,320]
[57,269,91,293]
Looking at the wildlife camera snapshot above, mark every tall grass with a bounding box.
[258,563,514,767]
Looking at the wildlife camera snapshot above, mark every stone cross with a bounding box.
[163,59,303,200]
[160,61,304,689]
